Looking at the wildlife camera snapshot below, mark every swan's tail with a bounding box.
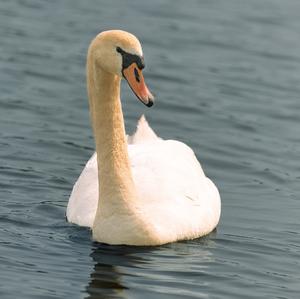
[128,115,160,144]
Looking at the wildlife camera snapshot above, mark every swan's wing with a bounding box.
[129,139,221,239]
[129,139,206,204]
[66,153,98,227]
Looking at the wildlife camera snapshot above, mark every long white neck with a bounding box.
[86,51,138,221]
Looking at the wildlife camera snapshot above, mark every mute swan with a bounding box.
[67,30,221,246]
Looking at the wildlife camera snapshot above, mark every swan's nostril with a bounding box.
[134,68,140,83]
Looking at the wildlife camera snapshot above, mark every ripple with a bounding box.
[1,0,300,298]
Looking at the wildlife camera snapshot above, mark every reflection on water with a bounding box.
[87,245,142,298]
[87,262,128,298]
[86,235,216,299]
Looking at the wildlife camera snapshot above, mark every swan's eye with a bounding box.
[116,46,145,71]
[116,46,123,54]
[134,67,140,82]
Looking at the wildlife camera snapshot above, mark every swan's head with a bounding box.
[90,30,154,107]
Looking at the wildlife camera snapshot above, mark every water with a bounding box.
[1,0,300,298]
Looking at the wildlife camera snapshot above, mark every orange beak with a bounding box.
[122,63,154,107]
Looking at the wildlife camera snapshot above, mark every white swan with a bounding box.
[67,30,221,246]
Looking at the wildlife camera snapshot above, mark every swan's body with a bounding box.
[67,30,221,246]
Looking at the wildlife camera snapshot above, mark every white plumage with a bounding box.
[67,116,221,241]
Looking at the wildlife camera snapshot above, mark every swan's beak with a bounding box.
[123,63,154,107]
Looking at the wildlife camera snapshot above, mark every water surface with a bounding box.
[1,0,300,298]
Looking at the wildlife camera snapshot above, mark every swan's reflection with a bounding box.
[86,263,127,298]
[85,243,150,298]
[85,235,217,299]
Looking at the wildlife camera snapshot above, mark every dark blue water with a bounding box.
[1,0,300,298]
